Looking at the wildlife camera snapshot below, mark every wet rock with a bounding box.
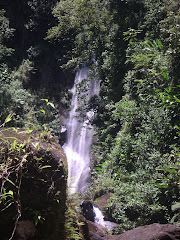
[81,200,95,222]
[108,223,180,240]
[78,213,108,240]
[88,220,108,239]
[78,214,91,240]
[94,193,111,212]
[59,126,67,145]
[104,221,119,232]
[94,189,107,200]
[94,193,118,230]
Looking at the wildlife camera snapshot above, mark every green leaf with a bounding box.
[12,140,17,149]
[164,87,172,93]
[26,128,33,134]
[175,125,180,130]
[41,99,55,108]
[41,98,48,103]
[32,142,40,150]
[48,102,55,109]
[4,177,16,187]
[40,110,46,114]
[174,96,180,103]
[39,165,51,170]
[8,190,13,196]
[95,167,102,172]
[156,39,162,50]
[162,71,168,81]
[164,167,177,174]
[134,79,147,83]
[24,122,37,130]
[4,113,14,124]
[157,167,177,174]
[0,190,14,198]
[35,110,46,115]
[12,127,18,133]
[156,184,168,188]
[0,138,9,145]
[146,40,154,48]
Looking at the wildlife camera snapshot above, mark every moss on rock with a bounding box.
[0,128,67,240]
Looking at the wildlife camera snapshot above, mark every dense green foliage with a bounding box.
[0,0,179,236]
[0,1,64,138]
[48,0,180,232]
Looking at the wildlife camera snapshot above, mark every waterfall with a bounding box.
[93,206,106,226]
[63,68,99,194]
[93,206,118,231]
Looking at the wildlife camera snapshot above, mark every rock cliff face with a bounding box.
[0,128,67,240]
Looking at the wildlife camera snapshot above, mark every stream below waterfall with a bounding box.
[93,206,117,231]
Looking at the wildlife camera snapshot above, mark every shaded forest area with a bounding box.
[0,0,180,235]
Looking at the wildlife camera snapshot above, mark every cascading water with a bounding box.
[63,68,117,231]
[63,68,99,195]
[93,206,118,231]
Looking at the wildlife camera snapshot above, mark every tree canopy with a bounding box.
[0,0,179,234]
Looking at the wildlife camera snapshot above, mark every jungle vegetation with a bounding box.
[0,0,179,233]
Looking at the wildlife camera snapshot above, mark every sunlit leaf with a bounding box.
[41,98,48,103]
[156,39,162,50]
[4,113,14,124]
[174,96,180,103]
[146,40,154,48]
[156,184,168,188]
[39,165,51,169]
[48,102,55,109]
[4,178,16,187]
[12,140,17,149]
[8,190,13,196]
[162,71,168,81]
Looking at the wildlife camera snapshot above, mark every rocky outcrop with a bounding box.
[78,215,180,240]
[87,220,108,240]
[109,223,180,240]
[78,214,108,240]
[0,128,67,240]
[81,200,95,222]
[94,193,111,210]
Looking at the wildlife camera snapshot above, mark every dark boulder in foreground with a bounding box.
[108,223,180,240]
[0,128,67,240]
[79,215,180,240]
[81,200,95,222]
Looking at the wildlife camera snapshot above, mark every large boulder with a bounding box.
[87,220,108,240]
[81,200,95,222]
[0,128,67,240]
[108,223,180,240]
[78,214,108,240]
[94,193,111,212]
[78,215,180,240]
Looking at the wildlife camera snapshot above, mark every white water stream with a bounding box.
[93,206,117,231]
[63,68,117,230]
[63,68,99,194]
